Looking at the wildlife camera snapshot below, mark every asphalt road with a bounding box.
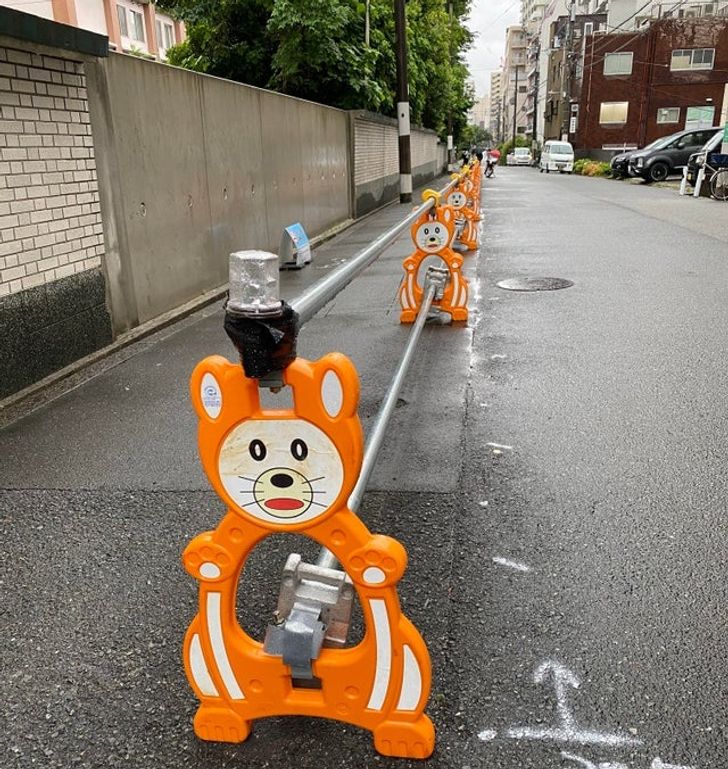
[1,170,727,769]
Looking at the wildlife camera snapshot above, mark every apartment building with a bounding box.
[471,94,491,130]
[0,1,185,60]
[522,0,546,142]
[542,12,607,141]
[608,0,728,31]
[576,16,728,152]
[501,25,529,141]
[490,71,503,140]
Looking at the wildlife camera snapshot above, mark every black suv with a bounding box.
[686,129,724,186]
[628,128,719,182]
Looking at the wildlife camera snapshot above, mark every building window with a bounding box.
[117,5,129,37]
[685,105,715,129]
[519,85,527,93]
[156,19,175,51]
[670,48,714,71]
[130,8,145,42]
[599,101,629,124]
[656,107,680,123]
[603,52,633,76]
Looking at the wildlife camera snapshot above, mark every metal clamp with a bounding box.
[263,553,355,680]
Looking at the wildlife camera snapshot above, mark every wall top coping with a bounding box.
[0,6,108,59]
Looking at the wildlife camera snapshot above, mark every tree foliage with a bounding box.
[156,0,474,141]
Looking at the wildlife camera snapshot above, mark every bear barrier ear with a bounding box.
[190,355,259,423]
[421,189,441,206]
[284,352,360,423]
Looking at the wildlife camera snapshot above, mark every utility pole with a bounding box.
[531,39,540,151]
[394,0,412,203]
[447,0,454,169]
[365,0,370,46]
[562,0,575,141]
[512,67,517,145]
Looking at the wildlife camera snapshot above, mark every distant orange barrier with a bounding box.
[399,190,469,323]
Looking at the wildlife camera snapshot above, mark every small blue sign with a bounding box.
[280,223,311,269]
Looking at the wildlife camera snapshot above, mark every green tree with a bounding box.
[157,0,474,141]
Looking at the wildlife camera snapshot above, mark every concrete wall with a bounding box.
[86,53,351,331]
[1,8,447,401]
[351,111,446,217]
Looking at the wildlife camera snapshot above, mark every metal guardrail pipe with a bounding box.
[315,276,441,571]
[290,176,460,327]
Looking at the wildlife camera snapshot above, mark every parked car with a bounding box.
[628,127,719,182]
[539,140,574,173]
[609,135,674,178]
[686,129,724,186]
[507,147,533,166]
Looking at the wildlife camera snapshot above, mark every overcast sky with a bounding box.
[465,0,521,98]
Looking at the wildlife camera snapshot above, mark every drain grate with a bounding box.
[496,277,574,292]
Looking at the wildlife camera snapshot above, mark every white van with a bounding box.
[539,140,575,174]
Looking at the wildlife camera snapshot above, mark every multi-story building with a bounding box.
[501,25,529,142]
[490,71,503,140]
[0,0,185,61]
[576,16,728,153]
[522,0,547,144]
[607,0,728,32]
[542,12,607,141]
[471,94,491,131]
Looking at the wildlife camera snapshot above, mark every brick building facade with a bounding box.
[576,17,728,152]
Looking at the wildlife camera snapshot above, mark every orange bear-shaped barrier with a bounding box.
[446,184,479,251]
[399,196,468,324]
[460,168,482,222]
[183,353,435,759]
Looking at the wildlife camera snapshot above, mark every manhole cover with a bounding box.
[496,277,574,292]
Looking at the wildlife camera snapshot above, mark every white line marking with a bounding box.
[561,750,629,769]
[486,442,513,450]
[492,557,531,572]
[507,725,641,747]
[478,729,497,742]
[651,759,696,769]
[505,661,642,748]
[490,354,507,360]
[478,500,489,508]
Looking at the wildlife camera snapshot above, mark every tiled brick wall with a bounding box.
[354,117,441,186]
[0,43,104,298]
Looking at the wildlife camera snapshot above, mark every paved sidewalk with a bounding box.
[0,179,479,769]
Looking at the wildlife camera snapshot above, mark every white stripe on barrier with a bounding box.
[401,174,413,194]
[366,599,392,710]
[396,644,422,711]
[189,632,219,697]
[207,592,245,700]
